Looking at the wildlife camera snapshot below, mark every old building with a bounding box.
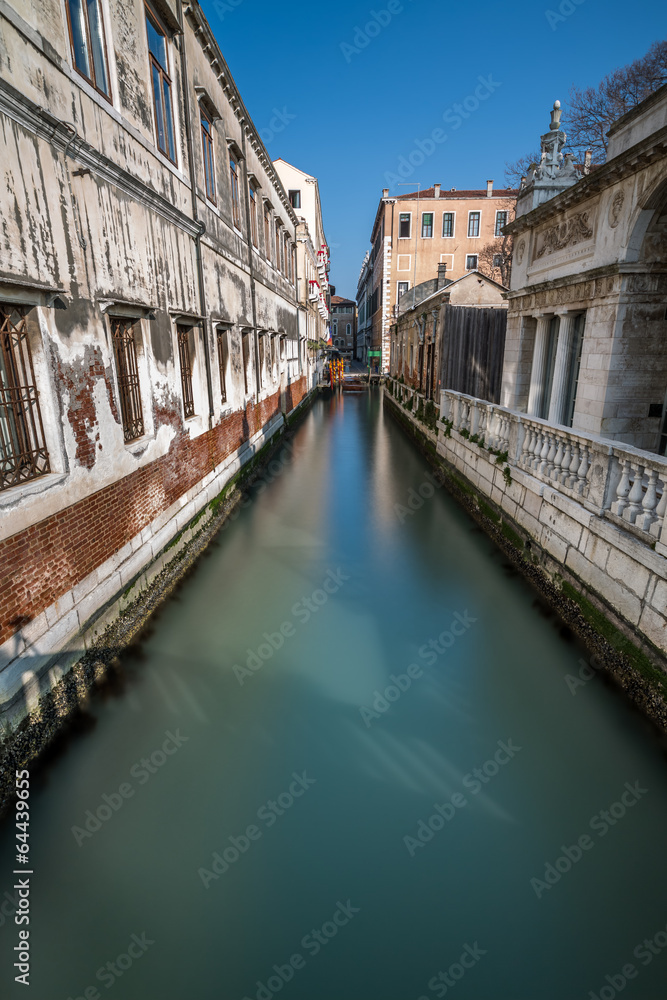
[359,181,516,371]
[415,90,667,659]
[390,265,508,402]
[0,0,323,727]
[503,95,667,452]
[330,296,357,358]
[356,252,372,365]
[273,158,331,367]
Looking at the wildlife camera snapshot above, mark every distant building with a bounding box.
[330,296,357,358]
[273,159,331,361]
[358,181,517,371]
[356,253,373,365]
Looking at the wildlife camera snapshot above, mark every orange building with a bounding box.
[359,181,517,370]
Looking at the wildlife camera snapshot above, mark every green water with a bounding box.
[1,390,667,1000]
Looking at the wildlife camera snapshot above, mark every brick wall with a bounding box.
[0,377,308,646]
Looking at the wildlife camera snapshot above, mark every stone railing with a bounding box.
[439,389,667,550]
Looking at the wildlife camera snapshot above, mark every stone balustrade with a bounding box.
[439,388,667,551]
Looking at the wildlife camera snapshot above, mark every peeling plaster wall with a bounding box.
[0,0,317,724]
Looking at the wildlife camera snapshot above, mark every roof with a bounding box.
[395,187,518,200]
[331,295,356,306]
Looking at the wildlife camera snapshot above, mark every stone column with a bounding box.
[548,313,576,425]
[527,315,551,417]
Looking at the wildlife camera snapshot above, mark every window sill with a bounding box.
[0,471,69,509]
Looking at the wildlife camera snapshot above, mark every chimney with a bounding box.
[382,188,389,198]
[433,183,441,199]
[437,263,448,289]
[486,179,493,197]
[583,149,592,175]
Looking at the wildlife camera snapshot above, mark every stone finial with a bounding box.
[550,100,562,131]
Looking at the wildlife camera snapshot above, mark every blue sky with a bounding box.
[201,0,666,299]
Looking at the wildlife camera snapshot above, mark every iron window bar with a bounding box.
[111,316,144,442]
[177,326,195,418]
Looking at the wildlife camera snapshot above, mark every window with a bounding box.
[217,328,229,403]
[249,185,258,247]
[0,305,50,491]
[397,281,409,299]
[177,325,195,418]
[200,108,216,203]
[563,313,585,427]
[468,211,480,237]
[422,213,434,238]
[442,212,454,238]
[346,324,351,338]
[241,330,251,395]
[229,156,241,229]
[283,233,289,275]
[258,335,266,387]
[146,8,176,162]
[275,221,281,269]
[111,317,144,442]
[399,213,411,239]
[493,254,503,268]
[264,205,271,260]
[495,211,508,237]
[65,0,110,98]
[289,190,301,209]
[290,245,296,284]
[465,254,478,270]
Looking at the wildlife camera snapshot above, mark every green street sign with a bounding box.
[368,350,382,357]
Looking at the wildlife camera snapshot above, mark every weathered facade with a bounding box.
[0,0,320,727]
[390,267,507,402]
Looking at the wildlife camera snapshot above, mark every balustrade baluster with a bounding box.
[636,468,659,532]
[649,478,667,538]
[624,465,645,524]
[611,459,632,516]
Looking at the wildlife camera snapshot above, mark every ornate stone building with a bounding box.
[503,92,667,452]
[0,0,322,727]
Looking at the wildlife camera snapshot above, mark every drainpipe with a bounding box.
[240,128,261,401]
[177,15,214,424]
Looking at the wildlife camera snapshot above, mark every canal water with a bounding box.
[2,389,667,1000]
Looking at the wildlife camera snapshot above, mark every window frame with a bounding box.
[216,326,229,404]
[0,304,51,492]
[289,190,301,209]
[442,212,455,238]
[465,254,478,270]
[229,155,242,230]
[176,324,195,419]
[398,212,411,239]
[110,316,145,443]
[249,184,259,247]
[145,5,176,164]
[494,210,508,237]
[467,211,481,238]
[200,106,216,204]
[264,204,271,261]
[421,212,434,239]
[64,0,112,101]
[397,281,409,300]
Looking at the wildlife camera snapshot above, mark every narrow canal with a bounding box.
[2,389,667,1000]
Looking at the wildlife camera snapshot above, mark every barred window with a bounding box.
[217,327,229,403]
[111,317,144,442]
[177,325,195,418]
[0,305,50,492]
[468,212,480,237]
[442,212,454,238]
[242,330,251,395]
[495,211,508,237]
